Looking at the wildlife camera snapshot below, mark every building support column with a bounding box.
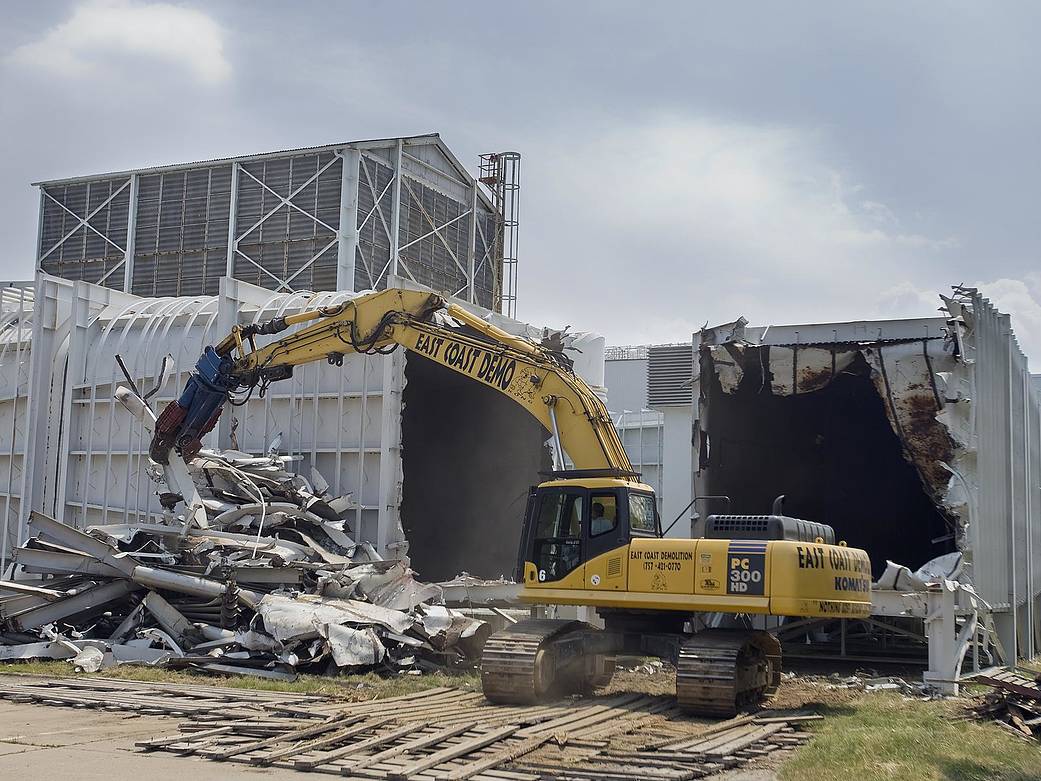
[122,174,139,293]
[225,162,240,279]
[336,148,360,292]
[389,140,403,280]
[466,186,477,303]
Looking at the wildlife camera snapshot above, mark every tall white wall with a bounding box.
[660,405,693,537]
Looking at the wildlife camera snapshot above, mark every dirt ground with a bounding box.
[605,661,866,710]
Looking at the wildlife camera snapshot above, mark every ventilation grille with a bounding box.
[607,557,622,578]
[708,516,771,533]
[647,344,693,406]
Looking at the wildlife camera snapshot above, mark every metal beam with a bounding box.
[467,186,477,303]
[225,162,240,278]
[337,148,360,291]
[122,173,139,292]
[389,140,402,280]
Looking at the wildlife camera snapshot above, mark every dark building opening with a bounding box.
[400,352,552,581]
[698,351,955,577]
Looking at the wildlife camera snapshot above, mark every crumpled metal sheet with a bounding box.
[256,593,415,642]
[319,562,443,610]
[318,623,386,667]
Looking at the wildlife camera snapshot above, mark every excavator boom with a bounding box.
[150,287,631,475]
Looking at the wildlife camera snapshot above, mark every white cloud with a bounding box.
[517,115,959,341]
[876,277,1041,370]
[976,278,1041,369]
[6,0,230,85]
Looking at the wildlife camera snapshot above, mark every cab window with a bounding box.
[590,493,618,537]
[629,493,659,535]
[532,490,584,581]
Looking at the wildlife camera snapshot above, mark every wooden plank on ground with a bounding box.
[389,725,518,780]
[295,721,424,770]
[440,734,554,781]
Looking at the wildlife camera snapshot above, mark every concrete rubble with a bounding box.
[0,387,489,680]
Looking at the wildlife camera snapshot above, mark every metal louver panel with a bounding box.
[647,344,693,406]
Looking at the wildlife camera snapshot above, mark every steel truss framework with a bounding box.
[35,136,513,313]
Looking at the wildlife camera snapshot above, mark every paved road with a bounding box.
[0,701,305,780]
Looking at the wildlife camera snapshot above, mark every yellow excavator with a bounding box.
[150,287,872,716]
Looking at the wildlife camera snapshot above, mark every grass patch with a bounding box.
[0,660,479,700]
[1019,658,1041,676]
[780,693,1041,781]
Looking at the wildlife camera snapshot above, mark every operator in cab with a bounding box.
[591,501,615,535]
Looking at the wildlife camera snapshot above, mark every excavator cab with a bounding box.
[515,473,659,585]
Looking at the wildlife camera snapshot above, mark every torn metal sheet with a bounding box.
[861,341,954,500]
[318,623,386,666]
[70,645,104,673]
[0,639,106,661]
[705,344,746,393]
[256,593,414,642]
[767,346,858,396]
[319,562,442,610]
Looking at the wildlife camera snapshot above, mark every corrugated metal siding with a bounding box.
[132,164,232,297]
[648,344,693,407]
[39,178,130,287]
[399,176,470,299]
[233,152,341,292]
[958,293,1041,629]
[355,154,395,291]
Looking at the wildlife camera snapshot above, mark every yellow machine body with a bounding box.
[519,526,872,619]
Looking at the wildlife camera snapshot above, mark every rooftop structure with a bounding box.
[33,135,519,314]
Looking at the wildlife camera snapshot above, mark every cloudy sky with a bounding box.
[2,1,1040,364]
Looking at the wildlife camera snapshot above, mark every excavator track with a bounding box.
[676,629,781,717]
[481,618,592,705]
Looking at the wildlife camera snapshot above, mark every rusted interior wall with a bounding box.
[697,350,955,576]
[400,352,553,581]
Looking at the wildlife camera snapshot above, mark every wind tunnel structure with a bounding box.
[693,288,1041,667]
[0,273,604,583]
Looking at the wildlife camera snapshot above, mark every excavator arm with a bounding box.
[150,287,633,476]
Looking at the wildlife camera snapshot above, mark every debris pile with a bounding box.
[784,670,934,698]
[0,445,488,680]
[965,669,1041,742]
